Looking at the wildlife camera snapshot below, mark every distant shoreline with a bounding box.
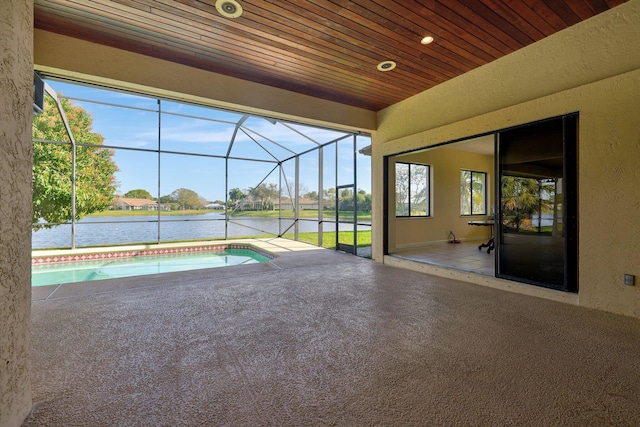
[88,209,372,220]
[88,209,223,217]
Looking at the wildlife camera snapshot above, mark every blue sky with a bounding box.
[47,80,371,203]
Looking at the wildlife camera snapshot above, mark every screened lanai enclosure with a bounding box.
[32,78,372,256]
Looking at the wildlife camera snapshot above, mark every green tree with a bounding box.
[229,187,245,202]
[395,164,409,215]
[125,189,154,199]
[32,96,118,227]
[395,163,427,216]
[323,188,336,210]
[304,190,318,200]
[357,190,372,213]
[247,183,278,210]
[158,194,178,210]
[501,177,554,231]
[171,188,204,209]
[228,187,245,209]
[339,188,354,211]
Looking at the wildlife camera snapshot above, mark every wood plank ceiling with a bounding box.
[34,0,627,111]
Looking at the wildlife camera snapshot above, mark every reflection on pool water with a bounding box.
[32,248,272,287]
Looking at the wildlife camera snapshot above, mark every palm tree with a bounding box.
[501,176,546,231]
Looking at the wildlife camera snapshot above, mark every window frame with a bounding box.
[460,169,488,216]
[395,161,431,218]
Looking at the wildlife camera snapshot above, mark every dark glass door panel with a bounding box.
[496,115,577,292]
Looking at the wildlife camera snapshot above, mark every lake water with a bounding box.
[32,212,370,249]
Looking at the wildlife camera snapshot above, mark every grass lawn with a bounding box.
[231,209,372,221]
[282,230,372,249]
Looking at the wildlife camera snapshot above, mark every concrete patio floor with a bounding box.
[25,238,640,426]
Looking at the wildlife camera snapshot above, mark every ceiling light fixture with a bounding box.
[421,36,434,45]
[215,0,243,18]
[377,60,396,72]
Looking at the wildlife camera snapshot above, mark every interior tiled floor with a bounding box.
[392,239,495,276]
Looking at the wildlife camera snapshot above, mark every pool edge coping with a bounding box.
[32,241,278,265]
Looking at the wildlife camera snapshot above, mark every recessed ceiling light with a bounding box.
[421,36,434,45]
[377,60,396,72]
[215,0,243,18]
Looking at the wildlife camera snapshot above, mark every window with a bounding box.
[460,170,487,215]
[396,162,430,217]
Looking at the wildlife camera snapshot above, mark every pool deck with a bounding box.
[32,238,344,301]
[25,238,640,426]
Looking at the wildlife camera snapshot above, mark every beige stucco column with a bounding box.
[0,0,34,425]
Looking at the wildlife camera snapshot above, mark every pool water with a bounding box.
[32,249,271,287]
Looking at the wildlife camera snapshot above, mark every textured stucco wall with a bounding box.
[0,1,33,426]
[372,1,640,317]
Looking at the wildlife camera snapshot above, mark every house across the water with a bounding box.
[112,197,158,211]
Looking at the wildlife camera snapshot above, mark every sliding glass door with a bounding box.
[496,115,577,292]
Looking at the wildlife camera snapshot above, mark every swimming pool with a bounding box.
[32,246,273,287]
